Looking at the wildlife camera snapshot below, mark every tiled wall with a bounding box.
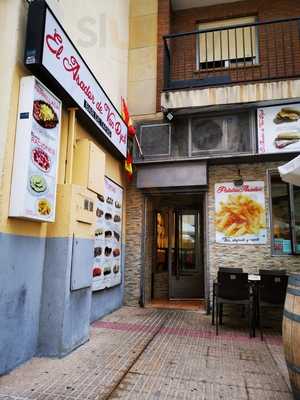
[207,161,300,295]
[124,180,145,306]
[125,160,300,306]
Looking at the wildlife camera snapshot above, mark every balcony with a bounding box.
[163,17,300,91]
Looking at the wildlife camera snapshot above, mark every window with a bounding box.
[191,112,253,155]
[198,16,258,69]
[140,124,171,157]
[270,172,300,255]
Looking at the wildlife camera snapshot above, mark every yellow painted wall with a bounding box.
[0,0,128,239]
[128,0,158,116]
[51,0,129,111]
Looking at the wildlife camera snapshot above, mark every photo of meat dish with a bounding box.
[96,208,103,218]
[113,265,119,274]
[114,231,120,241]
[105,213,112,220]
[105,247,112,256]
[33,100,58,129]
[274,107,300,124]
[32,147,51,172]
[94,247,102,257]
[104,267,111,276]
[113,248,120,257]
[115,201,121,209]
[106,197,113,205]
[114,215,121,223]
[105,231,112,238]
[93,267,102,277]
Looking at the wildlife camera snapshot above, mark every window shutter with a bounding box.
[198,16,257,63]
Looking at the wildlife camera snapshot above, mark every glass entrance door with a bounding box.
[169,210,204,299]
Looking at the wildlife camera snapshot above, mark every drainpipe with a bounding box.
[139,195,147,307]
[64,108,77,184]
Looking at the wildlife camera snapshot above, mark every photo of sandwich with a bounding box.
[274,131,300,149]
[274,107,300,124]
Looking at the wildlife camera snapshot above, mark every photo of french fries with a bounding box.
[215,194,266,237]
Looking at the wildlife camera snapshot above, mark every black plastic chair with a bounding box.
[258,273,288,339]
[215,272,253,337]
[212,268,243,325]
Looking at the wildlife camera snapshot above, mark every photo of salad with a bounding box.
[29,175,47,195]
[32,147,51,172]
[33,100,58,129]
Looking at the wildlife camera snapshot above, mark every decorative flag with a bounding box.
[125,152,133,181]
[121,97,136,137]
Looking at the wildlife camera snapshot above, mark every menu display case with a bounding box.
[9,76,61,222]
[92,177,123,291]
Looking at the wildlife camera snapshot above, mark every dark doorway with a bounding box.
[152,193,205,300]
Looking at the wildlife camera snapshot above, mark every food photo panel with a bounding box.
[92,178,123,291]
[215,181,267,244]
[258,104,300,154]
[9,76,61,222]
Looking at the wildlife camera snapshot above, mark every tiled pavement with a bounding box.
[0,307,292,400]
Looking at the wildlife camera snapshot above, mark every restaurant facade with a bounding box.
[3,0,300,378]
[0,0,130,375]
[124,0,300,309]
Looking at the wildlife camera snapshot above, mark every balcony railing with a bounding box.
[163,17,300,90]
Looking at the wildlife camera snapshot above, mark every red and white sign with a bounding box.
[9,76,61,222]
[42,9,127,157]
[215,181,267,244]
[257,104,300,154]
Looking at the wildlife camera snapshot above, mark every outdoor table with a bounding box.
[248,274,261,337]
[212,274,261,330]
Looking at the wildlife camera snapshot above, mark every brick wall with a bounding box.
[124,180,145,306]
[207,161,300,296]
[157,0,300,111]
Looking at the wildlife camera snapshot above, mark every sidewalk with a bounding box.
[0,307,292,400]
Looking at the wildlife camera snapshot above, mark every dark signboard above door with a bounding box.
[24,0,127,158]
